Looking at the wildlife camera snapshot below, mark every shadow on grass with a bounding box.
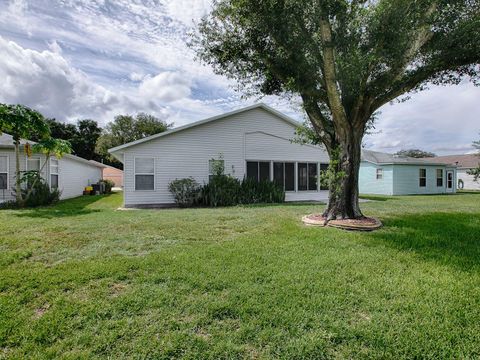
[368,212,480,270]
[12,194,112,219]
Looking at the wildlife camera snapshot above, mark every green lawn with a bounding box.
[1,193,480,359]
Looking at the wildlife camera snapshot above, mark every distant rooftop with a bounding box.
[425,154,480,169]
[362,149,454,166]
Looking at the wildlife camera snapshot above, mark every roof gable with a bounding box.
[108,103,301,154]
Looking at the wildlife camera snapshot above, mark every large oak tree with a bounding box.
[194,0,480,219]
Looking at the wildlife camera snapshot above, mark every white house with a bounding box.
[0,133,104,203]
[109,103,330,208]
[425,154,480,190]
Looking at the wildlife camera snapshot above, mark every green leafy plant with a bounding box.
[15,170,60,207]
[168,178,201,207]
[101,179,116,194]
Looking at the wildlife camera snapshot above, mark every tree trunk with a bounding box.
[14,141,23,205]
[323,129,364,220]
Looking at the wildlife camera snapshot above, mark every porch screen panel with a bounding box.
[259,162,270,181]
[308,163,318,190]
[298,163,308,191]
[284,163,295,191]
[246,162,258,181]
[273,162,284,188]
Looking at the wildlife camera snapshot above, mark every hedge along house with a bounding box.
[109,103,330,208]
[0,133,105,203]
[359,150,457,196]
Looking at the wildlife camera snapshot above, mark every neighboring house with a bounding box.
[109,103,330,207]
[90,160,124,188]
[0,133,104,203]
[424,154,480,190]
[359,150,457,195]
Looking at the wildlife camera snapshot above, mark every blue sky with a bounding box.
[0,0,479,155]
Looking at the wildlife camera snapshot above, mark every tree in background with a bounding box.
[395,149,436,158]
[71,119,102,161]
[467,134,480,182]
[96,113,172,168]
[194,0,479,220]
[0,104,50,205]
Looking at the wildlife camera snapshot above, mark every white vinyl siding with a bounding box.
[135,157,155,191]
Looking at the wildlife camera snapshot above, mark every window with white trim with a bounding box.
[209,159,225,181]
[135,157,155,191]
[436,169,443,187]
[376,168,383,180]
[0,156,7,190]
[273,162,295,191]
[27,157,41,172]
[50,158,59,189]
[298,163,318,191]
[246,161,270,182]
[419,168,427,187]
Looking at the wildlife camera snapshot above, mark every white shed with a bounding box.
[109,103,330,207]
[0,133,104,203]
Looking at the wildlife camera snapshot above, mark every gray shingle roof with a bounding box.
[362,149,454,166]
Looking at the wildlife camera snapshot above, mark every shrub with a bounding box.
[101,179,115,193]
[199,175,241,207]
[168,177,201,207]
[239,177,285,204]
[197,175,285,207]
[14,171,61,208]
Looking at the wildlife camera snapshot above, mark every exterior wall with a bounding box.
[103,166,123,187]
[359,162,394,195]
[392,165,456,195]
[121,108,329,206]
[58,157,102,199]
[457,169,480,190]
[0,148,102,202]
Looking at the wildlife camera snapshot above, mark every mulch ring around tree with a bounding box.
[302,214,382,231]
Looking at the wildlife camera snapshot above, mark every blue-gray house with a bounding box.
[359,150,457,196]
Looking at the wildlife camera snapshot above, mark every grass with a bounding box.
[1,192,480,359]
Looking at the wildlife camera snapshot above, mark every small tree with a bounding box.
[0,104,50,205]
[22,138,72,202]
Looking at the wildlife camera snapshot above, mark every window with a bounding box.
[319,163,329,190]
[308,163,318,190]
[50,158,59,189]
[246,161,270,182]
[273,162,295,191]
[135,157,155,191]
[436,169,443,187]
[0,156,7,190]
[209,159,225,181]
[298,163,318,191]
[419,168,426,187]
[376,168,383,180]
[27,157,41,172]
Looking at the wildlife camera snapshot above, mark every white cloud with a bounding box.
[364,84,480,155]
[139,72,191,102]
[163,0,212,26]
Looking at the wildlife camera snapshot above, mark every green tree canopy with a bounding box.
[194,0,480,219]
[395,149,437,158]
[96,113,172,167]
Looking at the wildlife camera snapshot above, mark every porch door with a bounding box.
[446,171,454,193]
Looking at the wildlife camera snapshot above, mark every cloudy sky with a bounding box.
[0,0,478,155]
